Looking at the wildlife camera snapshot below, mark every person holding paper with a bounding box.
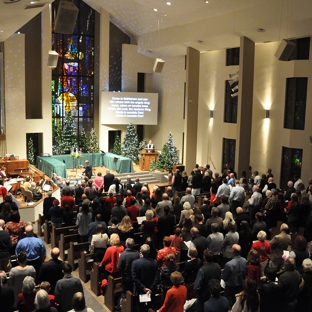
[132,244,159,312]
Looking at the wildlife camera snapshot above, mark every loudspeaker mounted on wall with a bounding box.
[47,51,59,68]
[54,0,79,34]
[153,58,165,73]
[274,39,296,61]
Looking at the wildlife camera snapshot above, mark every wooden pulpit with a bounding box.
[139,151,159,171]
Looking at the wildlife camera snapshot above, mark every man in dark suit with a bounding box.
[54,263,83,312]
[133,177,143,194]
[132,244,159,312]
[81,160,92,179]
[157,206,175,245]
[190,227,209,260]
[104,169,114,192]
[284,180,296,201]
[38,247,64,293]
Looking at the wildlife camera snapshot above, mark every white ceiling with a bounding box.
[1,0,312,57]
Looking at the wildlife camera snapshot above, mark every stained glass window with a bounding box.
[280,147,303,190]
[51,0,95,144]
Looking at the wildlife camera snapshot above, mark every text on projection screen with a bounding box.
[102,92,158,125]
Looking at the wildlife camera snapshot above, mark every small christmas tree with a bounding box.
[122,123,139,162]
[88,128,100,153]
[78,128,89,153]
[113,134,122,155]
[61,111,77,153]
[149,159,158,171]
[52,123,63,155]
[155,144,174,171]
[167,132,179,165]
[27,137,35,165]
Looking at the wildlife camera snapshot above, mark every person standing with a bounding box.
[104,170,115,192]
[15,224,46,276]
[132,244,159,312]
[117,238,140,299]
[0,219,12,272]
[54,263,84,312]
[222,244,247,307]
[81,160,92,179]
[157,271,187,312]
[37,247,64,293]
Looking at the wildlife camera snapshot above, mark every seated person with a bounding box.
[30,182,43,201]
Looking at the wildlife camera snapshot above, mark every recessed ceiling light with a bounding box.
[205,0,209,3]
[0,30,4,33]
[30,1,37,3]
[166,1,171,5]
[257,28,265,32]
[153,8,158,11]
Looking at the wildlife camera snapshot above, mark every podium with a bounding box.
[139,151,159,171]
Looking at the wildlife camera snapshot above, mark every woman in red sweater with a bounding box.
[157,271,187,312]
[100,233,124,278]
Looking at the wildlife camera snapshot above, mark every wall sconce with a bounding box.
[209,110,214,118]
[265,110,270,118]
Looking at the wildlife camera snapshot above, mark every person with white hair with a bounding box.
[251,230,272,276]
[33,289,57,312]
[179,201,193,226]
[68,292,94,312]
[16,276,36,312]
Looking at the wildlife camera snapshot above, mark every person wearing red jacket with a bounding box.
[100,233,124,278]
[157,271,187,312]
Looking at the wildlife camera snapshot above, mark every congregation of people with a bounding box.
[1,163,312,312]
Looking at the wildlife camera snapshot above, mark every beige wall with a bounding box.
[198,39,312,186]
[4,7,52,159]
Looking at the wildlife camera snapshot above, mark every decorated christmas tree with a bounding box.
[27,137,35,165]
[61,111,77,153]
[167,132,179,165]
[155,144,174,171]
[113,134,122,155]
[78,128,89,153]
[122,123,139,162]
[88,128,100,153]
[52,123,63,155]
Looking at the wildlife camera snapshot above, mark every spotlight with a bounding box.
[209,110,214,118]
[232,85,239,92]
[229,71,239,78]
[228,78,238,86]
[265,110,270,118]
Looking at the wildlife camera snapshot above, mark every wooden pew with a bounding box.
[90,263,106,296]
[59,233,80,261]
[105,275,122,311]
[51,225,78,248]
[43,220,50,244]
[68,241,89,270]
[38,214,45,237]
[121,291,133,312]
[78,251,94,283]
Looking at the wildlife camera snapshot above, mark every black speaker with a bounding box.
[54,1,79,34]
[275,39,296,61]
